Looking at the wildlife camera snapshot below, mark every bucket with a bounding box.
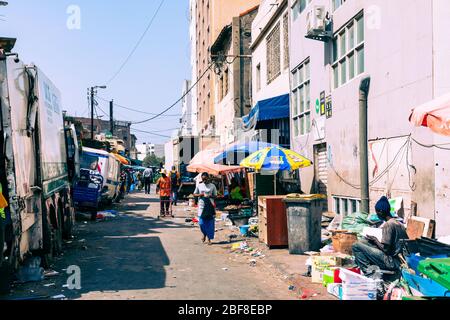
[239,225,250,236]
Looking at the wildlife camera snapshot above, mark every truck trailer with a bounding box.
[0,38,78,274]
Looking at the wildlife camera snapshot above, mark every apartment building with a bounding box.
[193,0,261,149]
[211,6,259,148]
[243,0,291,148]
[288,0,450,236]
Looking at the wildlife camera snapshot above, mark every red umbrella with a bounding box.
[410,93,450,136]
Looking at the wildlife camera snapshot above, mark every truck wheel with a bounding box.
[53,207,64,255]
[63,206,74,239]
[41,212,54,268]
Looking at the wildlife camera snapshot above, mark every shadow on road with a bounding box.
[1,209,195,300]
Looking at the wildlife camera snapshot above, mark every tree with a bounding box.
[143,153,165,168]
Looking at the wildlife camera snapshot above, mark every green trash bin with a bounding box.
[283,197,323,254]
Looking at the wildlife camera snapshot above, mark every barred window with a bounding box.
[283,13,289,70]
[266,22,281,84]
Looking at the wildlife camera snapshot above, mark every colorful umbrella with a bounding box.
[240,146,312,194]
[240,146,312,171]
[214,141,277,165]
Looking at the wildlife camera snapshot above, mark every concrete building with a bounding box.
[193,0,261,149]
[211,6,259,147]
[136,143,152,162]
[251,0,291,103]
[189,0,198,136]
[71,116,136,156]
[181,80,194,136]
[288,0,450,236]
[136,143,165,161]
[242,0,291,148]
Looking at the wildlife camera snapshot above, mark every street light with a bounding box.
[0,2,9,6]
[90,85,107,139]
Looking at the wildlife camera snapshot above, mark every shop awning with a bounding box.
[112,153,130,165]
[410,92,450,136]
[242,94,290,127]
[187,163,244,176]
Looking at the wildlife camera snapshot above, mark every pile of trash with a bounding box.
[231,241,266,259]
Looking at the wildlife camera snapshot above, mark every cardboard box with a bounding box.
[332,231,358,255]
[311,256,343,284]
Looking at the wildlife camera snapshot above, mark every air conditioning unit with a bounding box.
[306,6,326,34]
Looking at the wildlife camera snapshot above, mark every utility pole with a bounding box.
[89,85,107,140]
[90,87,95,140]
[110,100,114,136]
[359,77,371,214]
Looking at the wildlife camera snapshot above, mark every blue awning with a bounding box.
[242,94,290,127]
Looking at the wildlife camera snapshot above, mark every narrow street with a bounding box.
[5,189,296,300]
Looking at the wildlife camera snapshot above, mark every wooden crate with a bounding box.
[258,196,288,248]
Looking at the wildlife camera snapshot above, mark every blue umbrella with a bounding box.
[214,141,277,165]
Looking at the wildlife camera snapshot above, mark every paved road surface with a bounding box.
[4,191,296,300]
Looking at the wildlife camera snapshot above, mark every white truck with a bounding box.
[0,38,78,274]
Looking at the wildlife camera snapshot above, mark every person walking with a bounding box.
[156,171,172,218]
[143,166,153,195]
[170,166,181,206]
[193,173,217,245]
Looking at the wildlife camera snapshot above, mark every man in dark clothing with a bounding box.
[170,166,180,206]
[352,196,409,276]
[143,166,153,195]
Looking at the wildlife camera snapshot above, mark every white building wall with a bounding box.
[251,0,290,105]
[189,0,198,136]
[215,81,236,148]
[181,80,193,136]
[164,140,174,171]
[289,0,450,236]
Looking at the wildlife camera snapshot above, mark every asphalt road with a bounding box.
[3,190,296,300]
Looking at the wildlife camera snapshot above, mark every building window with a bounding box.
[256,63,261,92]
[291,59,311,136]
[332,13,364,89]
[333,196,361,215]
[333,0,347,11]
[292,0,312,21]
[266,22,281,84]
[283,13,289,70]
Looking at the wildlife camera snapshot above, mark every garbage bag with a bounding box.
[341,212,372,238]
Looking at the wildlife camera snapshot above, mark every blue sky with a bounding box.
[0,0,191,144]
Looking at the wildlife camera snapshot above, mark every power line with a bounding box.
[132,127,171,138]
[106,0,166,85]
[131,61,215,125]
[97,96,181,117]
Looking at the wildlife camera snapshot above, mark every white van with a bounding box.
[80,147,121,204]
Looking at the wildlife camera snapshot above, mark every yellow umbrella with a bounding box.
[240,146,312,194]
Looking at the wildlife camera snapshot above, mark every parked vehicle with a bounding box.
[80,147,121,204]
[72,169,103,219]
[0,38,78,271]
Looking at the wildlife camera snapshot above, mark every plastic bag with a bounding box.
[340,212,372,238]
